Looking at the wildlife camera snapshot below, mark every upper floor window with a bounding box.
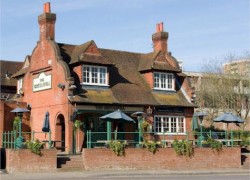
[82,65,108,86]
[154,72,175,90]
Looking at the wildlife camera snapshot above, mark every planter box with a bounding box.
[5,148,57,173]
[82,147,241,170]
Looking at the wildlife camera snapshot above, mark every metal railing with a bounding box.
[86,130,250,148]
[2,131,52,149]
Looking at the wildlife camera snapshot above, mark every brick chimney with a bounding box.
[152,22,169,54]
[38,2,56,41]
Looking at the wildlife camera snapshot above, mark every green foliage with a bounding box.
[141,121,149,132]
[74,120,83,130]
[172,139,194,157]
[25,140,45,155]
[143,140,162,154]
[108,140,127,156]
[13,116,20,132]
[239,131,250,146]
[206,138,222,152]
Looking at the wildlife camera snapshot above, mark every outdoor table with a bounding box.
[217,139,242,146]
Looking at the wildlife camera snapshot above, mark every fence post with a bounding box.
[14,131,17,149]
[31,130,34,141]
[86,130,90,148]
[48,131,52,149]
[231,130,233,147]
[162,131,165,148]
[89,130,92,148]
[2,132,4,148]
[11,131,13,149]
[7,131,10,149]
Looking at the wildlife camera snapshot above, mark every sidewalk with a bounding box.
[0,168,249,180]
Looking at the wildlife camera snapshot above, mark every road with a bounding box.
[1,170,249,180]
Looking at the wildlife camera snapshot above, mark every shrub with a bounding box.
[143,140,162,154]
[206,137,222,152]
[172,139,194,157]
[25,140,44,155]
[108,140,127,156]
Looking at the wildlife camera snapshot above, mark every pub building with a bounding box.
[12,3,195,153]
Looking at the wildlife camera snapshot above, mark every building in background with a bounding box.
[184,71,250,130]
[223,59,250,76]
[0,60,23,100]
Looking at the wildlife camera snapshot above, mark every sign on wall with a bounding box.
[33,72,52,92]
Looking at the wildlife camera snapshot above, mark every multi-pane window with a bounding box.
[83,65,108,86]
[17,78,23,94]
[154,116,185,134]
[154,72,174,90]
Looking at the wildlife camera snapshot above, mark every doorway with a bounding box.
[55,114,65,152]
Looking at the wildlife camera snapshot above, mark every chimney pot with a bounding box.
[44,2,51,13]
[156,24,160,32]
[160,22,164,31]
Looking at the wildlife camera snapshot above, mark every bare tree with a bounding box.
[196,53,250,130]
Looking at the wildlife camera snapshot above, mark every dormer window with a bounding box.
[154,72,175,90]
[82,65,108,86]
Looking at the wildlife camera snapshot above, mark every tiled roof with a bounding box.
[0,60,23,86]
[58,41,113,66]
[139,51,181,72]
[68,47,194,107]
[12,67,28,78]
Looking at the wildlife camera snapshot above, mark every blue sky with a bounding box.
[0,0,249,72]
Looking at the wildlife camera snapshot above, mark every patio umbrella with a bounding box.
[42,111,50,139]
[11,107,30,113]
[213,112,244,138]
[131,112,146,118]
[213,112,244,124]
[100,109,135,140]
[191,116,199,131]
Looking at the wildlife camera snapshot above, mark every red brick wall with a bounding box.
[20,38,74,152]
[5,148,57,173]
[0,101,30,147]
[74,66,82,82]
[142,72,153,89]
[82,147,241,170]
[86,43,100,54]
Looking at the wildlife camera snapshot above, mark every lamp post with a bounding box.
[11,107,30,149]
[193,112,208,147]
[131,112,146,147]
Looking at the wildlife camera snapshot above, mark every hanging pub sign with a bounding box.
[155,107,184,115]
[33,72,52,92]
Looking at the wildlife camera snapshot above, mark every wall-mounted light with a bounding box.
[27,104,32,110]
[19,88,24,96]
[147,106,152,115]
[57,83,65,90]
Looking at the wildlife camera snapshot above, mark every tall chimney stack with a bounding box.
[38,2,56,41]
[44,2,51,13]
[152,22,168,54]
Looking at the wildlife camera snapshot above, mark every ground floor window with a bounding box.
[154,116,186,134]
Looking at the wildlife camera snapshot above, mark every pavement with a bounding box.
[0,168,249,179]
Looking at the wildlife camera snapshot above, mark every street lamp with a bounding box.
[131,112,146,147]
[11,107,30,149]
[193,112,208,147]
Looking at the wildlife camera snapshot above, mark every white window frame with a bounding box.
[153,72,175,91]
[82,65,108,86]
[154,115,186,135]
[17,78,23,94]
